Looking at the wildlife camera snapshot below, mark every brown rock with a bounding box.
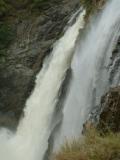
[98,86,120,133]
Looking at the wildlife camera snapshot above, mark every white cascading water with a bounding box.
[53,0,120,150]
[0,10,85,160]
[0,0,120,159]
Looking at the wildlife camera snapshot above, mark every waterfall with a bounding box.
[0,0,120,159]
[53,0,120,151]
[0,10,85,160]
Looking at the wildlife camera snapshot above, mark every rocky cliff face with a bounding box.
[0,0,80,128]
[98,86,120,132]
[83,36,120,134]
[98,36,120,133]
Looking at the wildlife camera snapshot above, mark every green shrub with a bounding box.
[80,0,105,17]
[0,23,14,57]
[32,0,49,8]
[0,0,9,16]
[0,23,13,48]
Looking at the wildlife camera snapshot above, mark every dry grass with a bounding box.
[53,129,120,160]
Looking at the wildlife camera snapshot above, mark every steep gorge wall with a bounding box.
[0,0,80,128]
[83,35,120,133]
[98,36,120,132]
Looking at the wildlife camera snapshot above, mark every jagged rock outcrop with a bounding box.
[83,86,120,133]
[83,36,120,134]
[98,86,120,132]
[109,36,120,86]
[0,0,80,128]
[98,36,120,133]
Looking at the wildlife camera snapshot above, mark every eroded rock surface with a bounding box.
[83,36,120,134]
[0,0,80,128]
[98,86,120,132]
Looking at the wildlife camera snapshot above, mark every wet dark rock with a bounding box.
[98,86,120,133]
[107,34,120,87]
[0,0,80,128]
[83,36,120,134]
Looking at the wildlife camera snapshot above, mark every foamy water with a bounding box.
[0,10,85,160]
[53,0,120,150]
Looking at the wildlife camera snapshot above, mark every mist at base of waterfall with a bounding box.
[0,0,120,159]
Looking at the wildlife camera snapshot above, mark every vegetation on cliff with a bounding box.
[53,129,120,160]
[80,0,105,17]
[0,0,50,60]
[0,0,106,60]
[0,23,14,60]
[0,0,10,17]
[0,0,107,19]
[32,0,49,8]
[0,23,13,48]
[53,86,120,160]
[0,0,52,16]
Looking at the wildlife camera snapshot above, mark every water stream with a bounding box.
[0,10,85,160]
[0,0,120,159]
[53,0,120,151]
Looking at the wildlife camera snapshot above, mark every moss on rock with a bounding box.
[80,0,105,18]
[0,23,14,60]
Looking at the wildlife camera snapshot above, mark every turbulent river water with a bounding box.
[0,0,120,160]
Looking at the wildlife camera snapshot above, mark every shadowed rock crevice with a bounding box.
[98,86,120,133]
